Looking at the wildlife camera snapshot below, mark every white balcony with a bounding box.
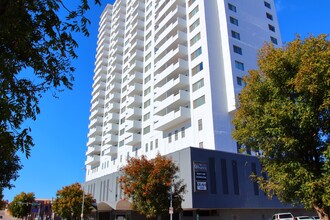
[126,120,142,132]
[88,126,103,138]
[89,116,103,128]
[104,146,118,156]
[127,95,142,108]
[125,133,141,146]
[89,107,104,119]
[154,107,190,131]
[107,102,120,113]
[105,112,119,123]
[154,58,188,84]
[92,81,106,94]
[127,83,142,96]
[109,82,121,93]
[104,123,119,133]
[154,74,189,101]
[156,7,186,39]
[91,99,105,112]
[109,92,121,102]
[104,134,118,145]
[128,71,143,84]
[155,45,188,73]
[155,18,186,48]
[87,136,102,146]
[109,72,122,83]
[86,145,101,156]
[92,90,105,102]
[85,155,100,166]
[154,90,190,115]
[126,107,142,120]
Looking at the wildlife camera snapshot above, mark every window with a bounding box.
[146,21,152,30]
[237,76,243,86]
[144,74,151,83]
[145,63,151,72]
[233,45,242,55]
[192,62,203,76]
[150,141,153,150]
[190,32,201,46]
[228,3,237,12]
[145,143,148,152]
[264,1,271,9]
[144,99,150,108]
[189,6,199,19]
[235,60,244,71]
[193,95,205,108]
[120,128,125,135]
[168,133,172,143]
[189,19,200,32]
[181,127,185,138]
[146,12,152,20]
[119,140,124,147]
[188,0,196,7]
[143,112,150,121]
[146,31,151,40]
[143,126,150,134]
[155,139,158,148]
[175,130,178,140]
[191,47,202,60]
[192,78,204,92]
[268,24,275,32]
[199,142,204,148]
[230,17,238,26]
[270,36,278,45]
[198,119,203,131]
[120,117,125,124]
[266,12,273,20]
[145,52,151,61]
[144,87,151,96]
[145,41,151,50]
[231,30,240,40]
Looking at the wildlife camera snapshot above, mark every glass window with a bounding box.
[144,74,151,83]
[143,112,150,121]
[231,30,240,40]
[233,45,242,55]
[144,126,150,134]
[145,52,151,61]
[145,143,148,152]
[188,0,196,7]
[264,1,271,9]
[237,76,243,86]
[168,133,172,143]
[230,17,238,26]
[155,139,158,148]
[146,31,151,40]
[198,119,203,131]
[144,99,150,108]
[268,24,275,32]
[266,12,273,20]
[144,87,151,96]
[145,63,151,72]
[189,18,200,32]
[270,36,278,45]
[228,3,237,12]
[150,141,153,150]
[192,62,203,76]
[235,60,244,71]
[181,127,185,138]
[190,32,201,46]
[193,78,204,92]
[175,130,178,140]
[191,47,202,60]
[189,5,199,19]
[199,142,204,148]
[193,95,205,108]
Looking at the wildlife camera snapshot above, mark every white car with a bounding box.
[311,217,320,220]
[272,212,295,220]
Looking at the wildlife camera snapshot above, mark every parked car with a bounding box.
[272,212,295,220]
[296,217,313,220]
[311,217,320,220]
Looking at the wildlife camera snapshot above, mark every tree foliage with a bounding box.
[232,35,330,219]
[7,192,35,219]
[0,0,100,193]
[52,182,94,220]
[119,154,186,218]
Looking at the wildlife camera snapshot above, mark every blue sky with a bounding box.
[3,0,330,202]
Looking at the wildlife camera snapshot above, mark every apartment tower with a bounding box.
[84,0,290,219]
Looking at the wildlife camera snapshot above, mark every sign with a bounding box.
[169,207,173,214]
[193,161,208,192]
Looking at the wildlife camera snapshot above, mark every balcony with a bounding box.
[104,146,118,156]
[104,134,118,145]
[154,107,190,131]
[126,120,142,132]
[154,59,188,83]
[109,92,121,102]
[85,155,100,166]
[126,107,142,120]
[87,136,102,146]
[86,145,101,156]
[92,81,106,95]
[104,123,119,133]
[109,82,121,93]
[155,18,186,48]
[154,90,190,115]
[155,45,188,73]
[89,107,104,119]
[127,83,142,96]
[127,95,142,108]
[89,116,103,128]
[154,74,189,101]
[105,112,119,123]
[125,133,141,146]
[88,126,103,138]
[107,102,120,112]
[91,99,105,112]
[109,72,122,84]
[127,71,143,84]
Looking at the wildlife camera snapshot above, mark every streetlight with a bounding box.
[169,180,174,220]
[81,186,85,220]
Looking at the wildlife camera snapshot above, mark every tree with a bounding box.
[0,190,9,209]
[52,182,94,220]
[0,0,100,193]
[119,154,186,218]
[7,192,35,219]
[232,35,330,220]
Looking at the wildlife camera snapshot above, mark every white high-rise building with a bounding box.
[83,1,304,219]
[85,0,281,180]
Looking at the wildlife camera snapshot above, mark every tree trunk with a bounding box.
[313,204,329,220]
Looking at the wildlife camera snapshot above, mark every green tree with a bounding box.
[0,190,9,209]
[0,0,100,194]
[52,182,94,220]
[232,35,330,220]
[119,154,186,218]
[7,192,35,219]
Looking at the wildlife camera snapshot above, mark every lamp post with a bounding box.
[169,180,174,220]
[81,186,85,220]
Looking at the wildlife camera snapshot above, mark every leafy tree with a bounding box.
[0,0,100,193]
[232,35,330,220]
[119,154,186,218]
[52,182,94,220]
[7,192,35,219]
[0,190,9,209]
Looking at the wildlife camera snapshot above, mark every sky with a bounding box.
[3,0,330,202]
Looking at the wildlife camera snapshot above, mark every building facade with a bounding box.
[82,0,308,219]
